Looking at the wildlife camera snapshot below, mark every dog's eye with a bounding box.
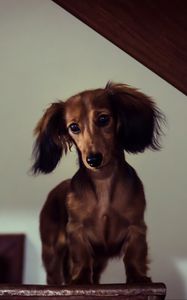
[97,114,110,127]
[69,123,80,134]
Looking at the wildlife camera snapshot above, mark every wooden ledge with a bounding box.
[0,283,166,299]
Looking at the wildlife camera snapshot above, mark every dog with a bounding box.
[32,82,164,285]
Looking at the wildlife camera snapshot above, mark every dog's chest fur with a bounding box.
[67,166,135,253]
[94,177,112,220]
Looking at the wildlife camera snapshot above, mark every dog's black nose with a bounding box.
[86,153,103,168]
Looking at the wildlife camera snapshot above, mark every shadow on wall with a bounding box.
[153,256,186,300]
[24,237,44,284]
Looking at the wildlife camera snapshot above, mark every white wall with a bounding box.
[0,0,187,299]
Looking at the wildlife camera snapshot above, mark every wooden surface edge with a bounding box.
[0,283,166,297]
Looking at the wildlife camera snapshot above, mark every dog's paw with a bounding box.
[127,275,152,284]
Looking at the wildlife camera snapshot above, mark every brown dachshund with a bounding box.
[32,82,164,285]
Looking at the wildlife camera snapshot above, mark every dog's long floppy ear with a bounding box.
[106,82,165,153]
[32,102,71,174]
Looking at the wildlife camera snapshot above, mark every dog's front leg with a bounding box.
[67,223,93,284]
[123,224,152,284]
[42,243,64,285]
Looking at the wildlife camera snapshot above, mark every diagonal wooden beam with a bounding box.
[53,0,187,95]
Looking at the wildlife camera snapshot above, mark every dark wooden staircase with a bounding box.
[53,0,187,95]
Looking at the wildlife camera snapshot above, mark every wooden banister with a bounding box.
[0,283,166,299]
[53,0,187,96]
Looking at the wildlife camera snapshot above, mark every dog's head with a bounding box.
[32,82,164,174]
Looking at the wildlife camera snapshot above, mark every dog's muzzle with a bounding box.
[86,153,103,168]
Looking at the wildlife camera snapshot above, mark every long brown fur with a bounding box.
[32,82,164,284]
